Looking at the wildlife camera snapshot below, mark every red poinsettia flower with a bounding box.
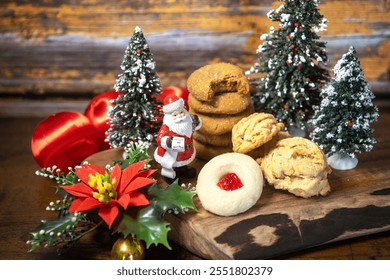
[62,160,156,228]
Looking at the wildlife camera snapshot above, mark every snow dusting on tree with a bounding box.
[310,46,379,159]
[247,0,329,132]
[106,26,162,148]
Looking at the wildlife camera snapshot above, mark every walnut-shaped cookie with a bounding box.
[232,113,284,154]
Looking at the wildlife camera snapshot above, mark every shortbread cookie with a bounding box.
[190,105,254,136]
[232,113,284,154]
[260,137,331,198]
[193,139,232,161]
[196,153,263,216]
[187,63,250,102]
[193,131,232,147]
[188,91,250,115]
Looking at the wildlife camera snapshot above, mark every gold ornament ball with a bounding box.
[111,236,145,260]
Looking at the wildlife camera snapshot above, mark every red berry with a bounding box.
[347,121,353,127]
[217,173,243,191]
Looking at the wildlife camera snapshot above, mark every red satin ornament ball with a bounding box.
[31,112,100,172]
[84,90,121,150]
[157,86,189,110]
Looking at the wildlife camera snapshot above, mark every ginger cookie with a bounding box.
[193,139,233,161]
[188,91,251,115]
[193,131,232,147]
[260,137,331,198]
[232,113,284,154]
[187,62,250,102]
[190,105,254,136]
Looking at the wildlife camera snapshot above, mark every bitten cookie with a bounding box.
[260,137,331,198]
[196,153,263,216]
[232,113,284,154]
[188,91,250,115]
[190,105,254,135]
[193,139,232,161]
[187,63,250,102]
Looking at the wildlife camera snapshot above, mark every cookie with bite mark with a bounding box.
[187,62,250,102]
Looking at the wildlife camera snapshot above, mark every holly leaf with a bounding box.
[116,207,171,249]
[148,180,198,215]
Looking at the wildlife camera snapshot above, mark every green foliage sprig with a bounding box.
[28,141,197,254]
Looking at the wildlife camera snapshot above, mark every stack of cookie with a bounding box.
[186,62,253,160]
[232,112,331,198]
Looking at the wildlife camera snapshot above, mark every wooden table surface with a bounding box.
[0,107,389,260]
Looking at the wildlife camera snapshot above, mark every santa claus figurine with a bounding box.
[154,93,202,183]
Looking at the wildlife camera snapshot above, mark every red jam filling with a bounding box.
[217,173,244,191]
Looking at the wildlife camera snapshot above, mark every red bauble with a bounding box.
[31,112,100,172]
[156,86,189,110]
[84,90,121,150]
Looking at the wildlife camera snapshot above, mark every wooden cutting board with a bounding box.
[85,143,390,260]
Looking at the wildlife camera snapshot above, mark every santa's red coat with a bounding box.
[155,124,195,166]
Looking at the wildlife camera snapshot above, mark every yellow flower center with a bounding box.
[89,172,117,204]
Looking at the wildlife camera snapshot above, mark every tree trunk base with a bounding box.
[327,152,358,170]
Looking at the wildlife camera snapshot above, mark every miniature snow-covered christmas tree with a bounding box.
[106,26,162,148]
[310,46,379,170]
[247,0,329,135]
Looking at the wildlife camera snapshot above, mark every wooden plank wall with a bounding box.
[0,0,389,99]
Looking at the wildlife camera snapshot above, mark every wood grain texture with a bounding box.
[0,110,389,260]
[0,0,389,96]
[84,107,390,259]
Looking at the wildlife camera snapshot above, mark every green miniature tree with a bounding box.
[106,26,162,148]
[310,46,379,170]
[247,0,329,133]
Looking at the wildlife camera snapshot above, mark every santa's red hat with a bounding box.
[163,93,185,114]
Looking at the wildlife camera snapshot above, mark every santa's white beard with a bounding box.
[164,112,193,138]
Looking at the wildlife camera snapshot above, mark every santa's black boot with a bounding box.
[175,165,197,178]
[163,176,177,185]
